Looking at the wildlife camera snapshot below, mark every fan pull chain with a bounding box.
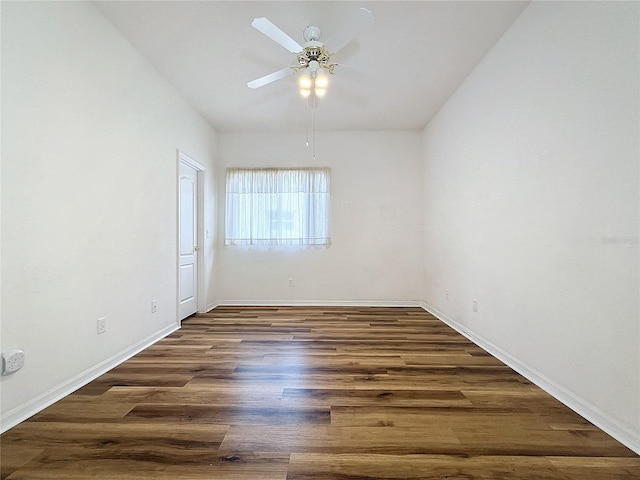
[312,94,317,161]
[305,96,310,147]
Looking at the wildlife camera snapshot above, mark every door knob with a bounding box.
[194,245,200,252]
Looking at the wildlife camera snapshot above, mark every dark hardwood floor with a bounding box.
[2,306,638,479]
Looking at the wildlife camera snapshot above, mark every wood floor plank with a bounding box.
[2,421,229,450]
[125,404,330,426]
[547,456,640,479]
[330,406,554,429]
[28,397,136,423]
[218,425,462,454]
[8,452,290,480]
[2,306,638,479]
[281,387,473,408]
[0,444,45,480]
[287,453,563,480]
[100,384,285,407]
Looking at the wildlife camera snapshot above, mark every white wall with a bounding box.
[216,131,423,305]
[0,2,218,429]
[422,1,639,451]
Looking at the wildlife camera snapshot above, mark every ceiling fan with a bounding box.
[247,8,374,97]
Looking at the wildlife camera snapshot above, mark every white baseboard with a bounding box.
[420,302,640,456]
[0,323,179,434]
[216,299,424,308]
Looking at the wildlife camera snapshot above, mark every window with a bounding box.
[225,167,331,246]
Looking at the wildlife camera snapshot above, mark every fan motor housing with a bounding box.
[297,44,333,73]
[303,24,321,42]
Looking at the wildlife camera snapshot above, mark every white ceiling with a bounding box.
[94,1,529,133]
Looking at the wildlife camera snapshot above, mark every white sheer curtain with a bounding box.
[225,167,331,246]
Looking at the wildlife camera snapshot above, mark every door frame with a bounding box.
[177,150,206,324]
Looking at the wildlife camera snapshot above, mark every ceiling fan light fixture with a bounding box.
[298,74,312,89]
[298,67,328,98]
[298,70,313,97]
[315,73,329,89]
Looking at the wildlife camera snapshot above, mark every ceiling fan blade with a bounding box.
[247,67,295,89]
[329,8,374,55]
[333,64,366,83]
[251,17,303,54]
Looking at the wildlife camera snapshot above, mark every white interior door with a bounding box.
[179,161,198,319]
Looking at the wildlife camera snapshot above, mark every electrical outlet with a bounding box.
[151,300,158,313]
[472,299,478,312]
[289,278,294,287]
[97,317,107,334]
[2,349,25,375]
